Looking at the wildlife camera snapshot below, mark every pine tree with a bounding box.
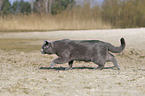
[1,0,11,15]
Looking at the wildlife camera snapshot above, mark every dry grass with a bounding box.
[0,7,111,32]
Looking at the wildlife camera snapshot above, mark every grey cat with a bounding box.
[41,38,125,70]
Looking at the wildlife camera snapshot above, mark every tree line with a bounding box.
[102,0,145,28]
[0,0,145,28]
[0,0,75,15]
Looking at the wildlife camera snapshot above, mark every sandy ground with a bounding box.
[0,28,145,96]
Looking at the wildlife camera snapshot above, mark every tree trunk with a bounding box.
[31,0,34,13]
[45,0,48,14]
[49,0,52,14]
[37,0,41,13]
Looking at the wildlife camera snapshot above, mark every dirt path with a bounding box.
[0,28,145,96]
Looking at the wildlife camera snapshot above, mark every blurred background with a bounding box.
[0,0,145,31]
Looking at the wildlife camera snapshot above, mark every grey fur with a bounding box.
[41,38,125,70]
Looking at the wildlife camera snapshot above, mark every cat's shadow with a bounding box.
[39,66,116,71]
